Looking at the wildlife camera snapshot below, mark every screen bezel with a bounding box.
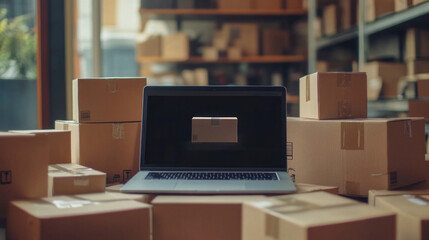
[139,86,287,171]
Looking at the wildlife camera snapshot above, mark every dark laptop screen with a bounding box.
[141,86,286,171]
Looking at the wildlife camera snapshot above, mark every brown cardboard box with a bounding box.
[299,72,367,119]
[323,4,338,36]
[368,189,429,206]
[227,47,242,60]
[69,122,141,184]
[295,183,339,194]
[162,32,189,61]
[202,47,219,61]
[365,0,395,22]
[218,0,252,9]
[365,61,407,98]
[191,117,238,143]
[417,77,429,98]
[137,35,161,57]
[0,133,49,218]
[287,117,428,196]
[407,60,429,75]
[242,192,396,240]
[7,192,151,240]
[406,28,429,61]
[152,195,266,240]
[48,163,106,196]
[72,78,147,123]
[340,0,357,30]
[408,99,429,120]
[54,120,75,130]
[223,23,259,56]
[262,29,290,56]
[395,0,412,11]
[9,130,71,164]
[373,194,429,240]
[253,0,282,9]
[284,0,304,9]
[213,34,228,51]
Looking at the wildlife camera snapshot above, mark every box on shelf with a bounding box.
[253,0,282,9]
[322,4,338,35]
[406,28,429,61]
[202,47,219,61]
[48,163,106,196]
[284,0,304,9]
[287,117,427,196]
[9,130,71,164]
[72,78,147,123]
[227,47,242,60]
[373,193,429,240]
[340,0,358,30]
[162,32,190,61]
[7,192,152,240]
[242,192,396,240]
[262,29,290,56]
[418,78,429,97]
[408,99,429,120]
[69,122,141,184]
[365,61,407,98]
[152,195,266,240]
[217,0,252,9]
[0,133,49,218]
[213,34,228,51]
[299,72,367,120]
[368,189,429,206]
[395,0,412,11]
[223,23,259,56]
[407,60,429,76]
[54,120,75,130]
[137,35,161,57]
[365,0,395,22]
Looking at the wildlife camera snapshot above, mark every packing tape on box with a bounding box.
[112,123,125,139]
[305,76,310,102]
[337,73,352,87]
[340,122,364,150]
[404,120,412,137]
[50,164,92,186]
[338,100,352,118]
[107,79,118,93]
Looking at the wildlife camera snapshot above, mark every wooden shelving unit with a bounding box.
[137,55,306,64]
[139,8,306,16]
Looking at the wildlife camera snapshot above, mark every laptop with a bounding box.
[121,85,296,194]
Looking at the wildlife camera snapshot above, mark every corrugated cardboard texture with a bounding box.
[365,61,407,98]
[0,133,49,218]
[72,78,147,123]
[69,122,141,184]
[191,117,238,143]
[287,117,427,196]
[409,100,429,120]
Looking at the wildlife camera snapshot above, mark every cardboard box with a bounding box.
[365,0,395,22]
[55,120,75,130]
[242,192,396,240]
[373,194,429,240]
[48,163,106,196]
[365,61,407,98]
[407,60,429,76]
[299,72,367,119]
[408,99,429,120]
[368,189,429,206]
[417,76,429,98]
[0,133,49,218]
[223,23,259,56]
[254,0,282,9]
[213,34,228,51]
[191,117,238,143]
[287,117,428,196]
[227,47,242,60]
[217,0,252,9]
[137,35,161,57]
[323,4,338,36]
[162,32,189,61]
[9,130,71,164]
[69,122,141,184]
[7,192,152,240]
[284,0,304,9]
[340,0,357,30]
[72,78,147,123]
[152,195,266,240]
[395,0,412,11]
[202,47,219,61]
[406,28,429,61]
[295,183,339,194]
[262,29,290,56]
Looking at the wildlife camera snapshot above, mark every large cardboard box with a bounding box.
[365,61,407,98]
[9,130,71,164]
[262,29,290,56]
[242,192,396,240]
[368,189,429,206]
[137,35,161,57]
[408,99,429,120]
[72,78,147,123]
[406,28,429,61]
[55,120,75,130]
[223,23,259,56]
[7,192,152,240]
[69,122,141,184]
[418,78,429,97]
[373,194,429,240]
[162,32,189,61]
[365,0,395,22]
[287,117,428,196]
[322,4,338,36]
[48,164,106,196]
[0,133,49,218]
[299,72,367,120]
[407,60,429,76]
[152,195,266,240]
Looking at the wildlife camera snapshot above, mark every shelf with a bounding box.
[139,8,307,16]
[137,55,306,64]
[316,27,358,49]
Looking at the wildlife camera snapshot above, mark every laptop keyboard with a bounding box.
[145,172,278,180]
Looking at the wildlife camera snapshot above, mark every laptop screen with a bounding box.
[140,86,286,171]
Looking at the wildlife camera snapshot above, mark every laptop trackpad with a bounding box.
[175,181,245,191]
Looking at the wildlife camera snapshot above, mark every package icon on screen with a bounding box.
[192,117,238,143]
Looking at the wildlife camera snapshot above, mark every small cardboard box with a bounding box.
[202,47,219,61]
[262,29,290,56]
[191,117,238,143]
[69,122,141,184]
[137,35,161,57]
[48,164,106,196]
[242,192,396,240]
[417,77,429,98]
[7,192,152,240]
[223,23,259,56]
[162,33,189,61]
[406,28,429,61]
[373,194,429,240]
[0,133,49,218]
[407,60,429,76]
[323,4,339,35]
[365,61,407,98]
[72,78,147,123]
[152,195,266,240]
[54,120,75,130]
[299,72,367,120]
[368,189,429,206]
[287,117,428,196]
[9,130,71,164]
[227,47,242,60]
[408,99,429,120]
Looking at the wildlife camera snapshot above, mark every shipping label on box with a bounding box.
[299,72,367,119]
[287,117,428,196]
[69,122,141,184]
[72,78,147,123]
[191,117,238,143]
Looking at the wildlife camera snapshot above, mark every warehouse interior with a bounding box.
[1,0,429,239]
